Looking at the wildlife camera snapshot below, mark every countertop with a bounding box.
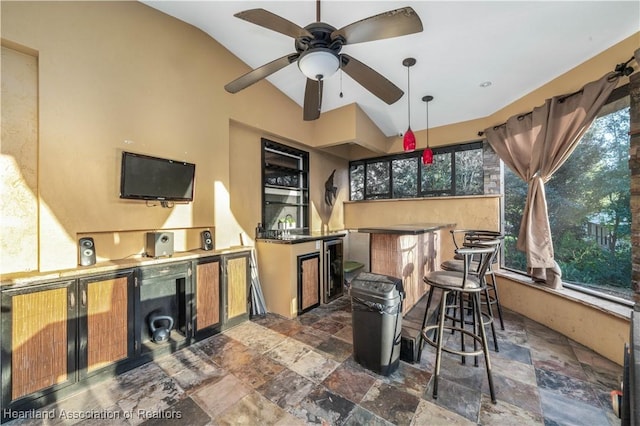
[257,231,347,245]
[1,246,252,289]
[357,223,456,235]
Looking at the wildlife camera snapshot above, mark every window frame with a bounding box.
[500,83,632,304]
[261,139,310,234]
[349,141,484,201]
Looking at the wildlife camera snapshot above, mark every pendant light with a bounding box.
[422,95,434,165]
[402,58,416,151]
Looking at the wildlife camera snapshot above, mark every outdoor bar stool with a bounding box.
[440,237,502,352]
[419,244,498,403]
[441,229,506,331]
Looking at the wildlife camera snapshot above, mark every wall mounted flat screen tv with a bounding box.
[120,151,195,202]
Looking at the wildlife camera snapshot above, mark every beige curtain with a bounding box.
[484,72,620,288]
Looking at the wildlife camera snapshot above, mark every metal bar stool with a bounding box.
[418,243,498,403]
[441,230,506,332]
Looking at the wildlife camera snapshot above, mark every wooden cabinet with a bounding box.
[1,280,77,409]
[298,253,320,314]
[0,249,251,417]
[193,256,222,339]
[223,252,251,329]
[78,270,135,378]
[1,270,136,411]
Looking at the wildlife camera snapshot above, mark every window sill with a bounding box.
[344,194,501,204]
[496,269,633,321]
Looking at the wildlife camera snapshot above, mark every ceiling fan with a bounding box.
[224,1,423,121]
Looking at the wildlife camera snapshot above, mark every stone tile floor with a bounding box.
[10,296,623,425]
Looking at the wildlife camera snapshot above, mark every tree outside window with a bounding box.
[504,95,631,300]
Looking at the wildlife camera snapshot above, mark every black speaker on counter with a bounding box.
[201,230,213,251]
[78,237,96,266]
[145,232,174,258]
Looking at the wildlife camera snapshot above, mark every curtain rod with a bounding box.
[477,56,636,137]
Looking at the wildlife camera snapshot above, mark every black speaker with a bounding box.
[78,237,96,266]
[201,230,213,251]
[145,232,174,258]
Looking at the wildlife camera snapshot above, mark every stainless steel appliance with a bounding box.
[323,238,344,303]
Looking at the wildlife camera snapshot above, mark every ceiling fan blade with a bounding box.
[340,54,403,104]
[303,78,323,121]
[234,9,312,39]
[332,7,423,45]
[224,53,298,93]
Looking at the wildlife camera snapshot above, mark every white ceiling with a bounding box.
[142,1,639,137]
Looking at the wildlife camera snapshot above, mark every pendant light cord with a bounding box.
[425,100,429,148]
[407,65,411,127]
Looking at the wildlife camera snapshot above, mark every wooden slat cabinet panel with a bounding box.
[78,270,135,378]
[1,280,77,409]
[194,257,221,338]
[298,253,320,314]
[223,251,251,328]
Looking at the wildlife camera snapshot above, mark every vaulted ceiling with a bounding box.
[143,1,639,136]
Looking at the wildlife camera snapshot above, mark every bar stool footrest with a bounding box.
[421,324,485,358]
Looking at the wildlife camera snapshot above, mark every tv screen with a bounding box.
[120,151,195,202]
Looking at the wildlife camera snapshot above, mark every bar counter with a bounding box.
[358,223,455,314]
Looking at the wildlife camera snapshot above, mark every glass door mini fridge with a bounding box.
[323,238,344,303]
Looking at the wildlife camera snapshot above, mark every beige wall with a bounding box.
[0,1,343,273]
[497,275,630,365]
[344,196,501,259]
[1,0,637,282]
[1,1,637,365]
[228,122,348,245]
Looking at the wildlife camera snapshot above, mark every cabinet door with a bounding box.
[223,252,250,328]
[78,270,134,378]
[194,257,221,338]
[298,253,320,314]
[1,280,77,408]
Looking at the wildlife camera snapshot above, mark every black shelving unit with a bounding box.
[262,139,309,233]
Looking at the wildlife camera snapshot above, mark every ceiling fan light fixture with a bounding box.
[298,48,340,81]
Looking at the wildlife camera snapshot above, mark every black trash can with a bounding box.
[350,272,404,376]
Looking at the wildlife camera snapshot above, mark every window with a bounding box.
[503,85,631,301]
[350,141,485,200]
[262,139,309,233]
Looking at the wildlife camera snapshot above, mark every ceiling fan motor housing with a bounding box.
[225,5,423,120]
[295,22,343,54]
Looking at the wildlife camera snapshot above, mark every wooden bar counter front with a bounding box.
[357,223,455,315]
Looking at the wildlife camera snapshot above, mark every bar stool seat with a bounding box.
[419,243,498,404]
[441,230,506,332]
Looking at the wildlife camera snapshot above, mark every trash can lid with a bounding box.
[344,261,365,273]
[351,272,403,300]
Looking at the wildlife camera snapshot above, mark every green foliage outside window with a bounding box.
[504,103,631,300]
[349,142,484,200]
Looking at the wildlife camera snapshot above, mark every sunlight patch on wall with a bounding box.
[214,180,244,247]
[1,46,39,274]
[0,156,38,273]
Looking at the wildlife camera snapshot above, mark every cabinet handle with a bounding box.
[81,288,87,307]
[69,291,75,308]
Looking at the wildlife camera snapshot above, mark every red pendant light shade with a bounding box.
[402,58,416,152]
[403,128,416,151]
[422,147,433,164]
[422,95,434,165]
